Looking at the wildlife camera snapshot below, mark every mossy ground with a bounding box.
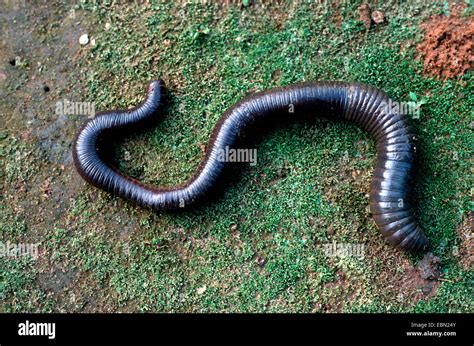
[0,0,472,312]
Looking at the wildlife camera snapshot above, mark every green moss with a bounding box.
[1,0,472,312]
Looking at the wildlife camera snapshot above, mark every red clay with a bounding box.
[417,4,473,79]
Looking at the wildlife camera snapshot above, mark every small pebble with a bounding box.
[421,282,435,296]
[105,22,111,30]
[418,252,441,280]
[79,34,89,45]
[371,10,384,24]
[256,256,266,267]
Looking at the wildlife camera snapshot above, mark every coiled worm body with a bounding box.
[73,80,428,252]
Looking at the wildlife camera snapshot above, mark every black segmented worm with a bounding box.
[73,80,428,252]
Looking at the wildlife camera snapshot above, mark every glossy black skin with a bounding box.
[73,80,428,252]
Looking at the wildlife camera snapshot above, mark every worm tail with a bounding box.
[341,84,428,251]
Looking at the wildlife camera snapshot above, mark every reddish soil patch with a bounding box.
[394,253,442,303]
[417,4,473,79]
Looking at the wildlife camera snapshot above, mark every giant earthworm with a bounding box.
[73,80,428,252]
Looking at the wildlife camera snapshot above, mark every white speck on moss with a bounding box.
[79,34,89,45]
